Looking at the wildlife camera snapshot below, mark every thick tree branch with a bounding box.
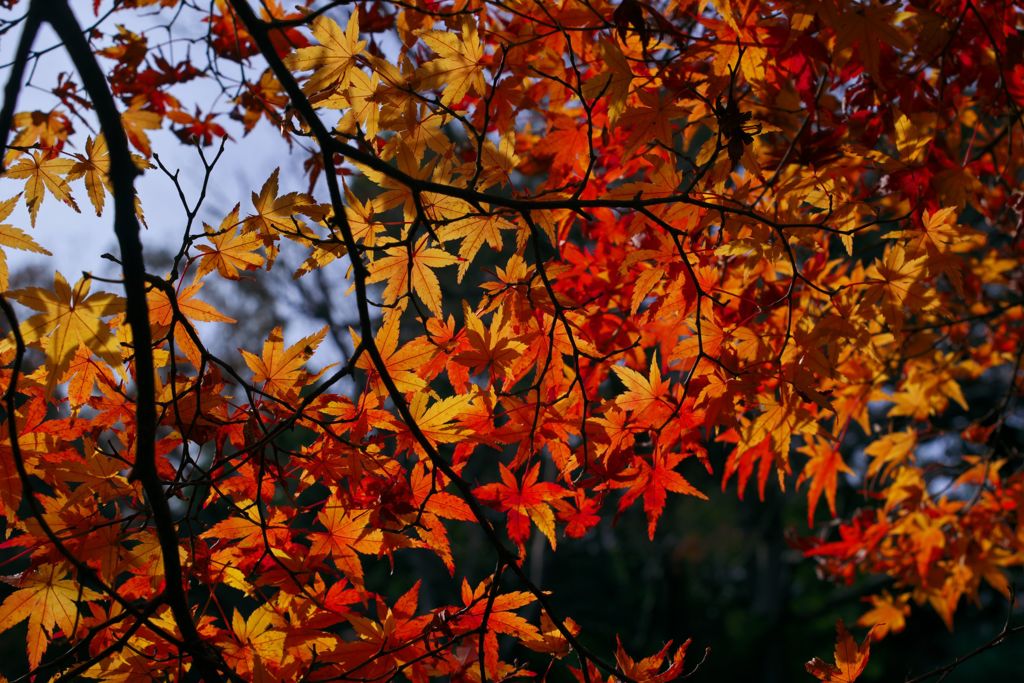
[42,2,235,679]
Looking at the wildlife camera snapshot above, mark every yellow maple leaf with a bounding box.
[331,67,381,139]
[121,105,162,157]
[8,110,71,153]
[10,272,123,387]
[0,564,99,669]
[864,428,916,479]
[439,211,514,282]
[407,391,475,446]
[863,245,933,331]
[416,19,487,107]
[293,187,378,278]
[893,111,936,164]
[3,152,78,227]
[242,168,323,266]
[284,12,365,95]
[66,135,111,216]
[365,236,459,316]
[196,205,265,280]
[0,194,50,291]
[224,605,288,676]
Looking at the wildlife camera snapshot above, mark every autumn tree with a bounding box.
[0,0,1022,680]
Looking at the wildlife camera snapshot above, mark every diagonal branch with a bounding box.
[0,2,41,171]
[228,2,631,680]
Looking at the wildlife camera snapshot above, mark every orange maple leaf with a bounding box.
[611,354,673,426]
[195,204,265,280]
[806,620,877,683]
[241,325,328,398]
[309,500,383,588]
[798,436,852,527]
[365,236,459,316]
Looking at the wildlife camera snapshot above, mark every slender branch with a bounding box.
[904,597,1024,683]
[0,2,41,172]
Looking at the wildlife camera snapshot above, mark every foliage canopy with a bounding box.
[0,0,1023,680]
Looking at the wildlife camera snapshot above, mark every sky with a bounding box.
[0,1,358,367]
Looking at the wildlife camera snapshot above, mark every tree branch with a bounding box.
[42,2,236,679]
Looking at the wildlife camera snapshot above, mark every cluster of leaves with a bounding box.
[0,0,1022,680]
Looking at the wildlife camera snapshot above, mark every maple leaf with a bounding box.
[62,344,116,408]
[195,204,265,280]
[806,620,876,683]
[222,605,288,677]
[0,194,51,290]
[0,564,99,669]
[475,463,569,551]
[581,39,633,125]
[365,236,459,316]
[121,105,162,157]
[863,429,916,480]
[829,1,911,80]
[294,188,378,278]
[798,436,852,527]
[3,152,78,226]
[8,110,71,152]
[65,135,111,215]
[613,450,707,539]
[331,67,382,139]
[454,578,539,642]
[453,305,526,386]
[405,391,476,447]
[148,280,235,330]
[284,12,365,95]
[614,637,690,683]
[241,325,328,398]
[864,242,937,331]
[856,592,909,640]
[611,354,673,427]
[146,279,234,368]
[893,111,937,165]
[309,500,382,587]
[616,89,687,155]
[354,308,434,395]
[242,168,323,263]
[416,19,487,107]
[10,272,123,386]
[438,211,514,282]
